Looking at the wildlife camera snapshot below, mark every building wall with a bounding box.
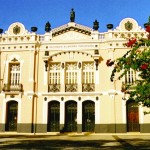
[0,18,150,133]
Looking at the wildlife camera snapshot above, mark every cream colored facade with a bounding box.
[0,18,150,133]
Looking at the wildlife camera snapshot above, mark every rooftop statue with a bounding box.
[70,8,75,22]
[45,21,51,32]
[93,19,99,30]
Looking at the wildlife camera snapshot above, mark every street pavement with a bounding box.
[0,133,150,149]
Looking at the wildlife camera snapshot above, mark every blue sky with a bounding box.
[0,0,149,34]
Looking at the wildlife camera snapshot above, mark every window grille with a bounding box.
[65,63,77,84]
[82,62,94,84]
[3,62,22,92]
[9,63,20,85]
[82,62,95,92]
[125,68,136,84]
[49,63,61,84]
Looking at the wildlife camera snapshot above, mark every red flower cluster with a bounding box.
[140,63,148,70]
[126,38,137,47]
[106,59,114,67]
[146,25,150,33]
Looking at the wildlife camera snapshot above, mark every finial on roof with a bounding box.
[45,21,51,32]
[93,19,99,30]
[107,24,113,30]
[31,27,38,32]
[0,28,3,34]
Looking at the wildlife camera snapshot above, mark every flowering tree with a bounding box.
[107,20,150,108]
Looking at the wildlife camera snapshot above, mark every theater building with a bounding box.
[0,17,150,133]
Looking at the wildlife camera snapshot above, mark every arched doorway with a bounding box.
[126,100,140,132]
[65,101,77,132]
[82,100,95,132]
[47,101,60,132]
[5,101,18,131]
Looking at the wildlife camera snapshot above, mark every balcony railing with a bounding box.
[3,84,23,92]
[48,84,60,92]
[65,84,77,92]
[82,83,95,92]
[121,82,136,92]
[48,84,95,92]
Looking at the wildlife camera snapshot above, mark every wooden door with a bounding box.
[127,100,140,132]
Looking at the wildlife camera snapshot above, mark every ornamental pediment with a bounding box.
[52,30,92,41]
[51,22,92,40]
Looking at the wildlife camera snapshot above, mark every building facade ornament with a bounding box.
[7,22,27,35]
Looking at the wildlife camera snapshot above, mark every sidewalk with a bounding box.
[0,131,150,136]
[0,133,150,149]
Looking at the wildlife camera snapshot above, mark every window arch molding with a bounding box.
[48,51,94,60]
[82,98,95,103]
[65,99,77,103]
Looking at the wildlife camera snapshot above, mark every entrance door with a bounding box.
[127,100,140,132]
[47,101,60,132]
[65,101,77,132]
[82,100,95,132]
[6,101,18,131]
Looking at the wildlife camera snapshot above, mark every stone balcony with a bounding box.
[2,84,23,92]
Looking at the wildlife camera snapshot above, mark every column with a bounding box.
[44,68,47,85]
[61,63,65,92]
[29,51,34,82]
[95,69,99,91]
[60,100,65,132]
[77,100,82,132]
[78,62,82,92]
[95,99,100,132]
